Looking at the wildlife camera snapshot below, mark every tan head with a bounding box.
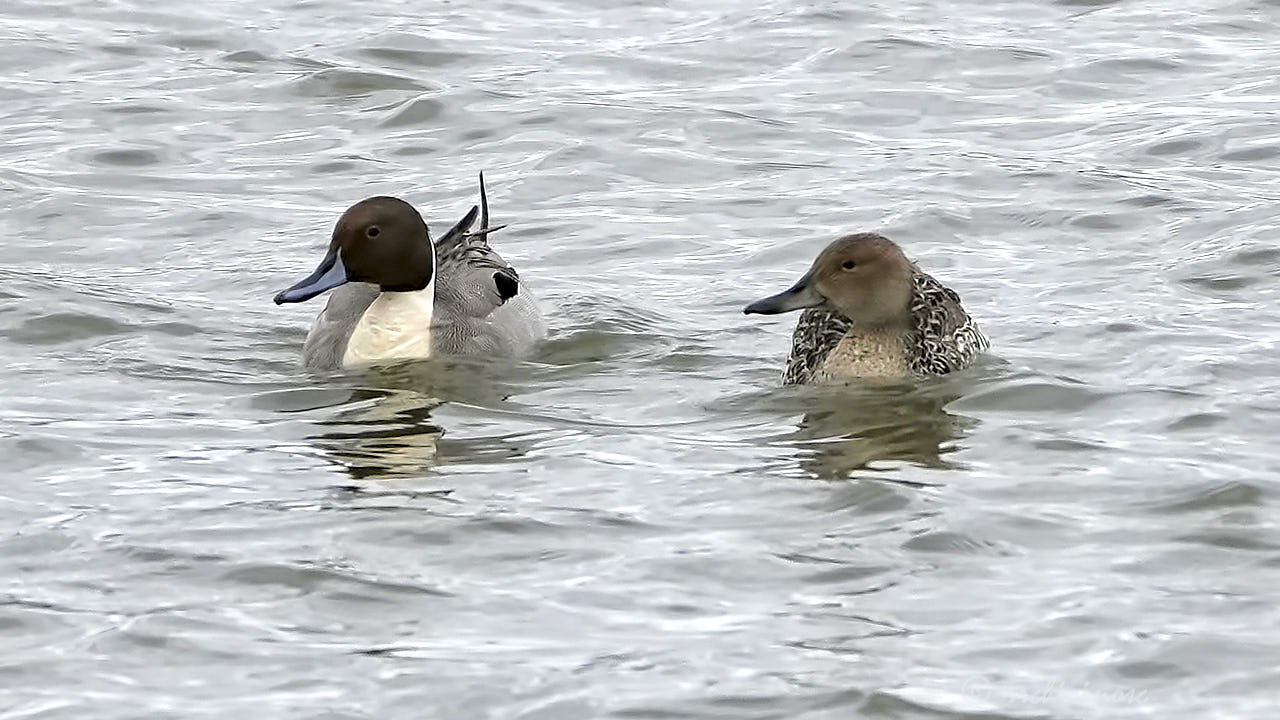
[743,233,915,328]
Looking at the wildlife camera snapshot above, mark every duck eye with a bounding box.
[366,226,381,239]
[841,260,855,270]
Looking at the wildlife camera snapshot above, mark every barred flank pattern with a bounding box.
[780,270,988,385]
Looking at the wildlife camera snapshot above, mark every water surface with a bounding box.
[4,0,1280,718]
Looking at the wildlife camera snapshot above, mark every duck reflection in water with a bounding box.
[306,357,535,482]
[309,384,444,481]
[782,380,979,481]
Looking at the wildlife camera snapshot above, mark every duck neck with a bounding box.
[849,312,912,339]
[341,278,436,367]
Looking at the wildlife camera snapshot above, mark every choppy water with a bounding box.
[4,0,1280,718]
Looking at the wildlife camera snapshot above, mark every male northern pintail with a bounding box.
[273,174,546,370]
[744,233,988,384]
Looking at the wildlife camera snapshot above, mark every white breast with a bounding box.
[341,281,435,368]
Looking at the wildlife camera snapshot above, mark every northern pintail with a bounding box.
[274,174,546,370]
[744,233,988,384]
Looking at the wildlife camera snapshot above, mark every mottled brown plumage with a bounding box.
[745,233,988,385]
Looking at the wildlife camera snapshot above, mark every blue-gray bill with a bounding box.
[273,248,350,305]
[743,273,823,315]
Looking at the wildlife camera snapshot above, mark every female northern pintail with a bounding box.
[273,174,546,370]
[744,233,988,385]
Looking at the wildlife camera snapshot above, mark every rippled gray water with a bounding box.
[4,0,1280,717]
